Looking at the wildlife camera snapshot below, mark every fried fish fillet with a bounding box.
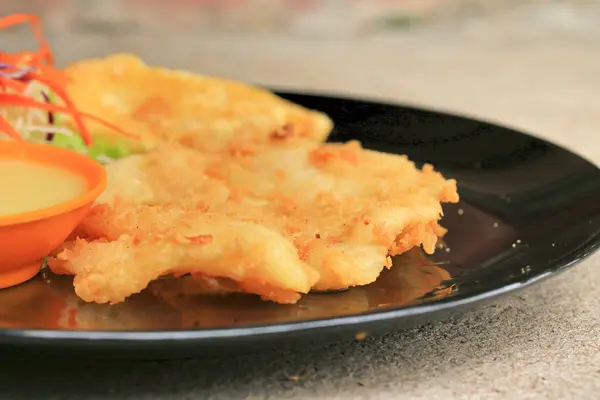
[50,140,458,304]
[64,53,333,153]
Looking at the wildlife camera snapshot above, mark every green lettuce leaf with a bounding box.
[21,87,135,163]
[52,134,134,163]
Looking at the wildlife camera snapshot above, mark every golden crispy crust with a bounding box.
[51,139,458,305]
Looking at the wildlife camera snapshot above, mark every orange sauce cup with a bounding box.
[0,141,106,289]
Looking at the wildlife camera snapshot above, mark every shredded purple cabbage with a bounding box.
[0,62,53,140]
[0,63,35,80]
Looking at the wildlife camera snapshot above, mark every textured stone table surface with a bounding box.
[0,2,599,399]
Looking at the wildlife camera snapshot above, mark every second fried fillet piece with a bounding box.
[63,53,333,153]
[52,140,459,304]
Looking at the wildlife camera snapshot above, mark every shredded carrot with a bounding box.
[31,75,93,144]
[27,64,70,87]
[0,78,27,93]
[0,13,137,144]
[0,14,53,65]
[35,73,136,139]
[0,116,22,140]
[0,93,138,143]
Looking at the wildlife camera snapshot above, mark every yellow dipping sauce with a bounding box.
[0,159,88,217]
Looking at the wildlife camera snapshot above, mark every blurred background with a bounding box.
[1,0,599,160]
[2,0,600,39]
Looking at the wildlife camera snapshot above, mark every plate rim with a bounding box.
[273,88,600,169]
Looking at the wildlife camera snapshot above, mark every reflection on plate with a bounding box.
[0,248,451,331]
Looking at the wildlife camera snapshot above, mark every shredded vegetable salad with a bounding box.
[0,14,137,163]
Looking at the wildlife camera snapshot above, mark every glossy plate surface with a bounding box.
[1,92,599,359]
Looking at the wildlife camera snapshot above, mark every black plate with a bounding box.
[1,92,599,359]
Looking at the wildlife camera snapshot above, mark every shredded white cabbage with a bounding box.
[2,82,122,164]
[18,124,77,137]
[5,81,81,146]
